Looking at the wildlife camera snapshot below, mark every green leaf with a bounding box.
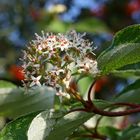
[113,79,140,103]
[46,112,92,140]
[28,110,92,140]
[113,88,140,104]
[77,76,93,96]
[27,99,112,140]
[93,99,112,109]
[99,126,120,140]
[27,110,63,140]
[97,43,140,73]
[111,70,140,78]
[0,80,16,94]
[47,18,109,33]
[0,112,38,140]
[118,125,140,140]
[74,18,109,33]
[97,24,140,74]
[47,19,70,32]
[0,86,55,118]
[112,24,140,46]
[0,80,16,88]
[119,79,140,95]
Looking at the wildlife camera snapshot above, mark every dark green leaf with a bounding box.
[46,100,112,140]
[99,126,120,140]
[27,99,113,140]
[118,79,140,95]
[28,110,92,140]
[111,70,140,78]
[0,112,38,140]
[97,43,140,73]
[113,79,140,103]
[0,86,55,118]
[93,99,112,109]
[97,25,140,74]
[118,125,140,140]
[27,110,63,140]
[113,88,140,104]
[112,24,140,46]
[46,111,93,140]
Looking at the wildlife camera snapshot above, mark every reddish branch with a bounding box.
[86,80,140,117]
[113,102,140,108]
[88,80,96,102]
[69,80,140,117]
[90,102,140,117]
[68,79,140,139]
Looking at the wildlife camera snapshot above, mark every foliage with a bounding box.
[0,24,140,140]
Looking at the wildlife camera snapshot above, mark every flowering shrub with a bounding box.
[0,25,140,140]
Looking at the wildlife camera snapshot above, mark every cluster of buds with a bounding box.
[21,30,98,96]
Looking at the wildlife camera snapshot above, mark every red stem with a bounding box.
[88,80,96,103]
[87,80,140,117]
[113,102,140,108]
[69,102,140,117]
[91,104,140,117]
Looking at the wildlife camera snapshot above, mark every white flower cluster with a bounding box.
[21,30,98,96]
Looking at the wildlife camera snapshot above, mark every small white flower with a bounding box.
[22,62,32,69]
[63,78,70,89]
[38,44,43,51]
[77,58,98,74]
[56,90,70,99]
[30,75,42,87]
[55,38,70,51]
[33,64,40,68]
[55,69,64,75]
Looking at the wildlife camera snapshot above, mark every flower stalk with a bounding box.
[73,80,140,117]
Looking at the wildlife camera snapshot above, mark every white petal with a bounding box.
[36,81,41,86]
[37,75,42,80]
[31,76,36,80]
[30,81,35,87]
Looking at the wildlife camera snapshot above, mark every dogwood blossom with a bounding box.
[21,30,98,96]
[30,76,42,87]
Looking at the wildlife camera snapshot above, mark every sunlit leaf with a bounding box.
[77,76,93,96]
[111,70,140,78]
[0,112,38,140]
[28,110,92,140]
[97,25,140,74]
[0,80,16,94]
